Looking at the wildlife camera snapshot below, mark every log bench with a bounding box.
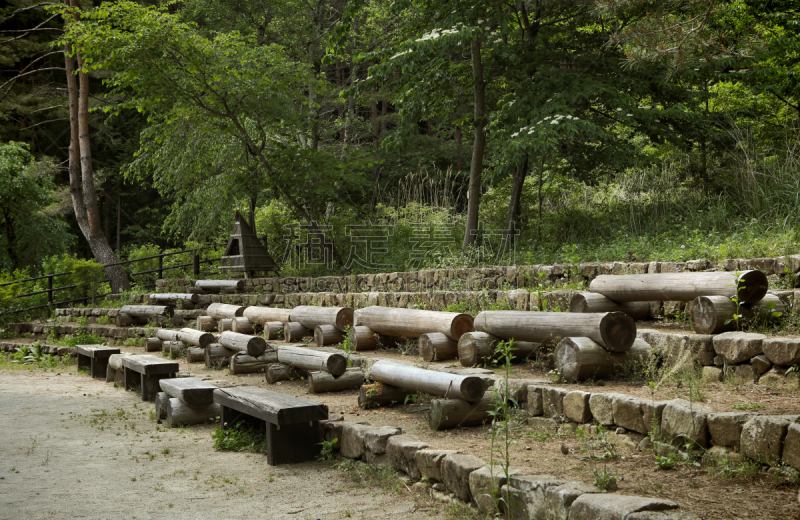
[213,386,328,465]
[76,345,120,379]
[122,355,179,401]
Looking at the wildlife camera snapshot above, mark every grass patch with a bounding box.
[211,422,267,453]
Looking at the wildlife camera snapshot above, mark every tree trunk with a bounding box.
[218,331,267,357]
[231,317,254,334]
[195,279,244,292]
[206,303,244,319]
[229,351,279,375]
[589,270,768,304]
[156,329,180,342]
[308,368,363,393]
[217,318,233,333]
[266,363,307,384]
[355,306,474,340]
[455,125,462,173]
[186,347,205,363]
[690,294,784,334]
[277,346,346,376]
[503,155,527,245]
[243,306,290,324]
[369,361,486,402]
[314,324,346,347]
[428,395,501,430]
[473,311,636,352]
[290,305,354,331]
[177,328,214,348]
[569,293,650,320]
[283,322,313,342]
[197,316,218,332]
[463,39,486,249]
[347,325,379,351]
[457,331,500,367]
[418,332,458,362]
[555,337,653,383]
[145,338,162,352]
[264,321,284,340]
[205,344,234,368]
[119,305,173,318]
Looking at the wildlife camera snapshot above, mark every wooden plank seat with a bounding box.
[213,386,328,465]
[75,345,120,379]
[121,355,179,401]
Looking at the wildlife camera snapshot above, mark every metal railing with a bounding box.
[0,246,221,317]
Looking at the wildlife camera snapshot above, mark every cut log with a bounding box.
[555,337,653,383]
[569,293,650,320]
[206,303,244,319]
[358,382,416,408]
[231,317,254,334]
[229,351,279,375]
[178,328,215,348]
[264,321,284,340]
[196,316,218,332]
[204,344,234,368]
[691,294,786,334]
[457,332,501,367]
[218,318,233,333]
[355,306,473,340]
[589,270,768,304]
[509,341,539,362]
[277,346,346,376]
[218,330,267,357]
[108,353,129,371]
[115,313,147,327]
[186,347,205,363]
[429,396,501,430]
[473,311,636,352]
[290,306,354,332]
[159,377,216,407]
[308,368,364,393]
[265,363,306,384]
[120,305,173,318]
[166,398,221,428]
[156,329,180,342]
[164,341,186,358]
[149,293,199,304]
[314,325,346,347]
[348,326,378,351]
[242,306,291,325]
[155,392,169,420]
[283,322,313,342]
[418,333,459,362]
[369,360,485,402]
[145,338,162,352]
[195,279,244,293]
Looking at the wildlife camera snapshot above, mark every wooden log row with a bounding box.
[231,317,254,334]
[277,346,346,376]
[690,294,787,334]
[429,395,503,430]
[589,270,768,304]
[178,328,215,348]
[218,318,233,333]
[156,329,180,342]
[369,361,485,402]
[243,306,290,325]
[307,368,363,393]
[149,292,199,305]
[555,337,653,383]
[289,306,354,332]
[418,333,458,362]
[120,305,174,318]
[207,302,244,319]
[474,311,636,352]
[187,347,205,363]
[569,293,650,320]
[314,325,345,347]
[457,332,540,367]
[163,341,185,358]
[205,344,235,368]
[355,306,474,340]
[229,351,279,375]
[195,279,244,293]
[218,330,267,357]
[115,313,148,327]
[284,322,313,342]
[197,316,218,332]
[358,382,416,409]
[265,363,307,384]
[264,321,283,340]
[145,338,162,352]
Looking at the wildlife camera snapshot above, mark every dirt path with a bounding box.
[0,370,438,520]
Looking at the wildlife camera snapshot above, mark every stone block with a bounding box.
[364,449,391,468]
[386,435,429,479]
[761,337,800,366]
[545,482,602,520]
[563,391,592,424]
[340,423,374,459]
[712,332,766,364]
[726,364,758,384]
[441,453,484,502]
[750,354,772,375]
[567,494,678,520]
[612,395,646,434]
[641,401,668,437]
[759,367,800,390]
[415,449,459,482]
[527,385,545,416]
[781,421,800,471]
[589,393,621,426]
[363,426,401,455]
[702,366,723,383]
[528,417,559,433]
[468,466,519,513]
[661,398,711,448]
[505,474,565,520]
[627,512,702,520]
[741,416,790,465]
[707,412,755,450]
[543,387,568,418]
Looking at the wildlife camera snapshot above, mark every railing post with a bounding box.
[158,255,164,280]
[193,254,200,276]
[47,275,53,307]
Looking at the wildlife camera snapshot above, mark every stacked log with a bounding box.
[195,280,244,293]
[218,331,267,357]
[205,344,234,368]
[159,378,221,427]
[177,328,214,348]
[555,337,653,383]
[115,313,148,327]
[457,332,501,367]
[429,395,502,430]
[369,361,485,402]
[120,305,174,319]
[266,363,307,384]
[358,382,416,409]
[207,303,244,319]
[186,347,205,363]
[290,306,354,332]
[355,306,473,340]
[231,317,254,334]
[418,333,458,362]
[164,341,186,358]
[106,353,132,386]
[690,294,787,334]
[283,322,312,342]
[145,338,163,352]
[308,368,363,393]
[156,329,180,342]
[263,321,284,340]
[569,293,650,320]
[348,326,379,351]
[588,270,768,303]
[218,318,233,333]
[155,392,169,420]
[166,399,221,428]
[197,316,218,332]
[243,306,290,325]
[474,311,636,352]
[277,346,346,376]
[149,293,199,307]
[229,351,279,375]
[314,325,345,347]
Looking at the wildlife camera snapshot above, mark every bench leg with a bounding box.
[90,358,109,379]
[77,354,90,372]
[266,421,321,465]
[124,367,136,392]
[141,373,174,401]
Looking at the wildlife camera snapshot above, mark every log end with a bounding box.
[327,355,347,377]
[458,376,486,402]
[418,336,434,363]
[569,293,589,313]
[690,296,721,335]
[738,270,769,304]
[335,308,355,332]
[598,312,636,352]
[450,313,475,340]
[555,338,581,383]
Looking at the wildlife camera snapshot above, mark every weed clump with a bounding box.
[211,422,267,453]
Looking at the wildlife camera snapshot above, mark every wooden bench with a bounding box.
[121,355,179,401]
[75,345,121,379]
[213,386,328,465]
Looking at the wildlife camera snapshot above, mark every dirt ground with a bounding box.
[0,369,448,520]
[3,331,800,520]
